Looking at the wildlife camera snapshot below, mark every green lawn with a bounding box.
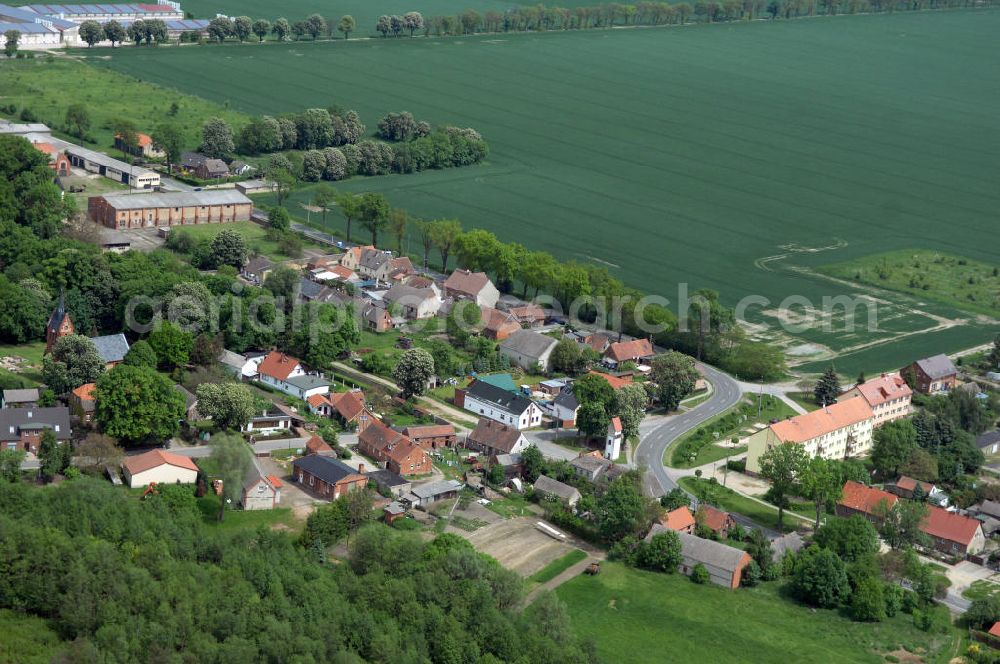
[528,548,587,584]
[0,342,46,386]
[556,562,961,664]
[668,394,796,468]
[0,610,63,664]
[962,579,1000,601]
[679,477,805,534]
[168,221,322,262]
[196,492,302,532]
[485,491,537,519]
[787,391,822,413]
[88,10,1000,376]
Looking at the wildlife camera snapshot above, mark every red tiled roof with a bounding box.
[306,435,333,455]
[661,506,695,531]
[123,449,198,476]
[329,390,366,422]
[508,304,545,322]
[469,418,524,454]
[588,370,632,390]
[989,622,1000,638]
[922,505,981,547]
[33,142,56,155]
[604,338,654,363]
[444,269,491,297]
[838,480,897,515]
[385,438,427,467]
[895,476,933,494]
[258,351,301,381]
[359,420,405,453]
[848,373,912,408]
[697,505,730,532]
[771,397,873,443]
[72,382,96,400]
[402,424,456,439]
[266,474,284,488]
[307,394,330,409]
[610,416,622,433]
[481,307,520,334]
[331,265,355,279]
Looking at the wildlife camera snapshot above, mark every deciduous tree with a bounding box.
[95,365,185,444]
[871,419,918,478]
[42,334,104,394]
[196,382,256,431]
[650,351,699,411]
[359,192,390,246]
[338,14,355,38]
[251,18,270,42]
[199,117,234,159]
[393,348,435,399]
[209,432,253,521]
[79,20,104,46]
[148,320,193,370]
[757,441,808,532]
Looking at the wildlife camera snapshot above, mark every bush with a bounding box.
[741,560,761,587]
[690,563,710,585]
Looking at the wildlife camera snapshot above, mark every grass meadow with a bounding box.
[557,562,962,664]
[53,10,1000,375]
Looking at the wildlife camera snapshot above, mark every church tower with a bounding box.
[45,292,74,354]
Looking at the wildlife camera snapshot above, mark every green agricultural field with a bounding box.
[80,11,1000,375]
[557,562,961,664]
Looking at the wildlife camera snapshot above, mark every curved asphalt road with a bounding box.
[634,362,743,497]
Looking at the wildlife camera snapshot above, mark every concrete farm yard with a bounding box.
[89,10,1000,376]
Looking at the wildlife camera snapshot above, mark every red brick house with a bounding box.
[0,406,71,454]
[901,355,958,394]
[836,481,986,556]
[835,481,897,523]
[308,390,375,433]
[33,142,71,176]
[292,454,368,500]
[401,424,457,450]
[305,434,335,456]
[696,505,737,538]
[358,421,431,476]
[480,307,521,341]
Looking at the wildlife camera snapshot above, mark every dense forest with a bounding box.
[0,479,598,662]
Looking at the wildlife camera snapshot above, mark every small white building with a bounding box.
[240,460,282,510]
[122,449,198,489]
[256,350,330,399]
[219,349,264,380]
[605,416,623,460]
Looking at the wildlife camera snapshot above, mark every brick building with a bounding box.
[88,190,252,229]
[401,424,457,450]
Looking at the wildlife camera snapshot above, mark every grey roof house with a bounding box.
[499,330,559,371]
[645,524,752,589]
[91,333,130,366]
[533,475,581,507]
[2,388,39,408]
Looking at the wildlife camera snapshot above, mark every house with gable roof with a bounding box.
[745,397,874,474]
[499,329,559,372]
[256,350,330,399]
[456,379,542,429]
[603,338,655,368]
[839,372,912,427]
[902,354,958,394]
[443,269,499,308]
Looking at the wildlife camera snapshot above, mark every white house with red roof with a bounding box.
[122,449,198,489]
[605,416,623,460]
[256,351,330,399]
[839,373,912,427]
